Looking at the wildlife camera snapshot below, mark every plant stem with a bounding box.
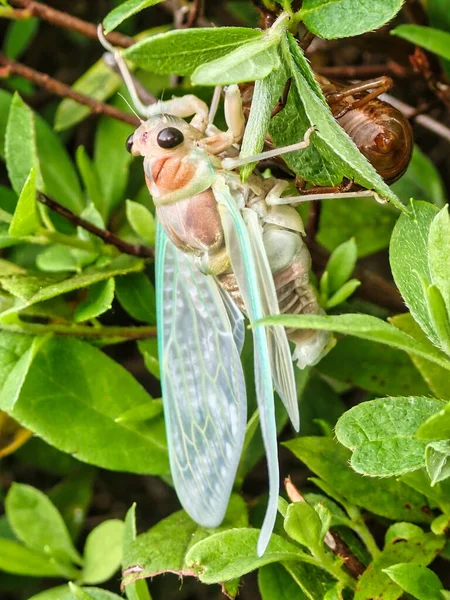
[0,54,139,127]
[0,321,157,341]
[7,0,133,47]
[346,506,381,558]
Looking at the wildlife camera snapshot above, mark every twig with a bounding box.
[0,54,139,127]
[285,478,365,579]
[8,0,133,48]
[37,193,154,259]
[382,93,450,143]
[315,62,410,80]
[409,47,450,111]
[0,321,157,340]
[183,0,204,29]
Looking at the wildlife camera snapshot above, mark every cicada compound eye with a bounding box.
[125,133,134,154]
[157,127,184,149]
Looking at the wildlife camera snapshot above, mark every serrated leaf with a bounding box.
[326,238,357,294]
[256,313,450,372]
[5,482,82,565]
[126,200,155,246]
[8,167,39,237]
[5,93,41,195]
[429,206,450,314]
[383,563,443,600]
[392,25,450,61]
[192,37,280,85]
[300,0,403,39]
[115,273,156,324]
[82,519,124,584]
[335,397,444,477]
[426,440,450,485]
[122,28,262,75]
[390,200,439,344]
[355,533,445,600]
[103,0,164,33]
[74,278,115,322]
[0,336,168,474]
[285,437,431,523]
[184,529,312,584]
[122,495,248,585]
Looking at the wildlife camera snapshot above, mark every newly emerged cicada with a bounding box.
[99,28,334,555]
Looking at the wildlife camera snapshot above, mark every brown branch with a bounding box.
[0,54,139,127]
[315,62,410,80]
[37,193,154,259]
[284,478,366,579]
[409,48,450,111]
[8,0,133,48]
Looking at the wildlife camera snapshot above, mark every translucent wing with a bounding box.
[243,209,299,431]
[217,285,245,354]
[213,176,278,556]
[156,223,247,527]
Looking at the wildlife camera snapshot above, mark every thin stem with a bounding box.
[37,193,154,259]
[0,54,139,127]
[316,62,410,79]
[0,321,157,341]
[346,506,381,558]
[8,0,133,47]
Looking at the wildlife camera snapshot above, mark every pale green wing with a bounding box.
[156,223,247,527]
[242,208,299,431]
[213,175,279,557]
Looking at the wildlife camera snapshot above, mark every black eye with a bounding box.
[125,133,134,153]
[157,127,184,149]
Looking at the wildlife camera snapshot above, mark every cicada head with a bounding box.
[125,114,203,159]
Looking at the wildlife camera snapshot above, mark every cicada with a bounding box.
[99,29,331,556]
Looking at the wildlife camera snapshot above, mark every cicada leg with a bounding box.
[200,85,246,154]
[265,188,387,205]
[325,76,394,118]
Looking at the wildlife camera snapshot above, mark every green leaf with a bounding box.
[298,375,346,437]
[400,469,450,513]
[417,401,450,440]
[4,17,39,60]
[28,584,125,600]
[425,284,450,355]
[116,399,163,424]
[122,28,263,75]
[0,331,33,389]
[317,196,398,257]
[76,147,104,216]
[390,201,439,344]
[391,145,446,209]
[5,92,40,196]
[185,529,312,584]
[93,98,134,219]
[326,279,360,309]
[258,563,309,600]
[126,200,155,246]
[55,60,122,132]
[74,279,115,322]
[36,245,84,274]
[325,238,357,294]
[390,313,450,400]
[122,495,248,585]
[284,502,322,553]
[355,532,445,600]
[300,0,403,39]
[192,37,280,85]
[8,167,39,238]
[335,397,444,477]
[0,336,169,474]
[392,25,450,61]
[122,504,152,600]
[383,563,443,600]
[115,273,156,324]
[0,254,143,319]
[429,206,450,314]
[103,0,164,33]
[69,583,94,600]
[385,522,425,545]
[137,338,160,379]
[5,483,82,565]
[285,437,431,523]
[426,440,450,485]
[0,538,67,577]
[280,35,404,209]
[82,519,124,584]
[256,313,450,371]
[318,337,430,397]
